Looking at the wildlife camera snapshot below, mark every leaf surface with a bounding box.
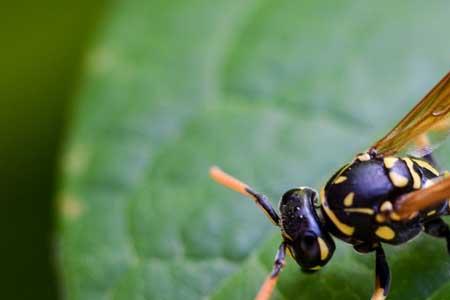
[58,1,450,299]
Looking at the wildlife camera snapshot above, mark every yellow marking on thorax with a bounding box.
[333,163,351,180]
[412,159,440,176]
[375,226,395,240]
[334,176,347,184]
[320,189,355,236]
[357,153,371,161]
[380,201,393,212]
[344,208,374,215]
[317,237,329,261]
[375,214,385,223]
[390,212,401,221]
[379,201,401,221]
[389,171,409,187]
[343,192,355,207]
[427,210,436,216]
[383,157,398,169]
[403,157,421,189]
[309,265,321,271]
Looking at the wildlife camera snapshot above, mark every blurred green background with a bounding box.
[0,1,105,299]
[2,1,450,300]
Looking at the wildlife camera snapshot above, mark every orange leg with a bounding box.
[395,175,450,219]
[255,243,286,300]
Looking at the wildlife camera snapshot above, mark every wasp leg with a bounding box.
[424,218,450,254]
[255,243,286,300]
[354,242,376,253]
[371,246,391,300]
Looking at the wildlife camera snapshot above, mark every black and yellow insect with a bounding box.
[210,71,450,300]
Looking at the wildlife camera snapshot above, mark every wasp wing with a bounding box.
[395,175,450,219]
[370,72,450,157]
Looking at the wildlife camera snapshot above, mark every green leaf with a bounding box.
[58,1,450,300]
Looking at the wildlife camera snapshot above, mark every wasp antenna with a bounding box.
[209,166,280,226]
[209,166,251,197]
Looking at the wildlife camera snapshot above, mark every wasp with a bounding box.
[210,71,450,300]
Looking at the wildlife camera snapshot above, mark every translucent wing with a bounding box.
[370,72,450,157]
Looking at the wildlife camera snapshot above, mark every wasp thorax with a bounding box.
[279,187,336,271]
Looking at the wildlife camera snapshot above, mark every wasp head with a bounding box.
[279,187,335,272]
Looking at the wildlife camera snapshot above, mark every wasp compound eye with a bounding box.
[291,233,320,269]
[300,233,317,251]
